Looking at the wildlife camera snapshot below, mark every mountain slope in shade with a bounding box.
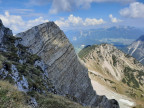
[126,35,144,64]
[78,44,144,107]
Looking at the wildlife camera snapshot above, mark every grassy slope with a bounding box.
[0,81,86,108]
[0,81,31,108]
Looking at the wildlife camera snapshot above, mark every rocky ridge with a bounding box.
[0,19,119,107]
[78,44,144,107]
[126,35,144,64]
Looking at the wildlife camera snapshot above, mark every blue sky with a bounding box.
[0,0,144,33]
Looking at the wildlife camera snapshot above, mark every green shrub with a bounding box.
[26,54,41,65]
[2,52,20,62]
[123,67,140,88]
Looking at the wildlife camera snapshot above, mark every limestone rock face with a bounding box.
[16,22,119,107]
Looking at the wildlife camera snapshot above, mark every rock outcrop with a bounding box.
[16,22,119,107]
[0,19,13,43]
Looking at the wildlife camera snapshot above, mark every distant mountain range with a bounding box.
[64,26,144,52]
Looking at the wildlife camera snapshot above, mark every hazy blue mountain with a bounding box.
[125,35,144,64]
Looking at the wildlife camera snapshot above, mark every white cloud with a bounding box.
[0,11,48,33]
[68,15,83,25]
[55,14,105,28]
[81,45,85,47]
[109,14,122,23]
[120,2,144,18]
[84,18,104,25]
[49,0,136,14]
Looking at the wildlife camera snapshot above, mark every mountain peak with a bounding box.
[15,20,119,107]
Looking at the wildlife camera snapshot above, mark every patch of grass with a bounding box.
[0,81,30,108]
[0,54,6,69]
[35,92,85,108]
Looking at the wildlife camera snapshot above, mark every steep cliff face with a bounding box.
[78,44,144,107]
[16,22,119,107]
[126,35,144,64]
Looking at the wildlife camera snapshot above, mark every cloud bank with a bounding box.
[55,14,105,28]
[0,11,48,33]
[120,2,144,18]
[0,12,105,33]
